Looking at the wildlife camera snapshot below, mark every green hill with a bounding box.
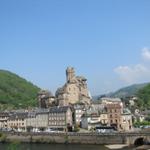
[0,70,40,109]
[94,83,149,100]
[109,83,149,98]
[136,83,150,109]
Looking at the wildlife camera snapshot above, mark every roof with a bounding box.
[27,109,49,117]
[101,97,121,102]
[106,104,122,109]
[0,112,9,117]
[55,87,65,95]
[9,112,28,120]
[36,109,49,115]
[73,103,85,109]
[49,106,70,113]
[38,90,53,97]
[122,108,131,114]
[76,76,87,81]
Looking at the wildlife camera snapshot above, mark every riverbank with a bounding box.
[0,132,126,145]
[0,131,149,146]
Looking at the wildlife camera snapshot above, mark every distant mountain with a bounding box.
[0,70,40,109]
[94,83,149,100]
[109,83,149,98]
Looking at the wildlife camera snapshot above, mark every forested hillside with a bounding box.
[0,70,40,109]
[136,83,150,109]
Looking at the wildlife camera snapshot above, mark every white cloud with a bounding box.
[142,47,150,61]
[114,47,150,84]
[114,64,150,84]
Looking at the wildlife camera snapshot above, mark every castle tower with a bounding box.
[56,67,91,106]
[66,67,75,83]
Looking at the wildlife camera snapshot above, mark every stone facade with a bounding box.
[26,109,49,132]
[38,90,55,108]
[106,103,123,131]
[48,106,72,131]
[73,103,86,126]
[0,112,9,129]
[56,67,91,106]
[81,114,101,130]
[120,113,132,131]
[7,112,28,132]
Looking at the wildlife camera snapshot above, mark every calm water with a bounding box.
[0,143,133,150]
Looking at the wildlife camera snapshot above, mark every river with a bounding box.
[0,143,134,150]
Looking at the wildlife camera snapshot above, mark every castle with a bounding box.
[38,67,91,108]
[56,67,91,106]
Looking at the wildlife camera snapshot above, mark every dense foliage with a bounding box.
[0,70,40,109]
[136,84,150,109]
[133,121,150,128]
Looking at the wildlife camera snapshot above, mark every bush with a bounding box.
[74,125,80,132]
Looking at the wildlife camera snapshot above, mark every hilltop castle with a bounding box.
[55,67,91,106]
[38,67,91,108]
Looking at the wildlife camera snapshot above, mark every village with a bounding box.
[0,67,148,133]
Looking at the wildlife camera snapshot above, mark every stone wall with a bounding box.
[1,132,150,145]
[3,132,125,144]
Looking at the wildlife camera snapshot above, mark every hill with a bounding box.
[136,83,150,109]
[0,70,40,109]
[94,83,149,100]
[109,83,149,98]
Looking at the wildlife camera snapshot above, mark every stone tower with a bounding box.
[66,67,75,83]
[56,67,91,106]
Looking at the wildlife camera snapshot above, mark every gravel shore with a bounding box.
[105,144,128,149]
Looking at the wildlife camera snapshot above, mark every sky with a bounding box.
[1,0,150,95]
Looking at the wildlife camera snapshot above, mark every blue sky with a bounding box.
[1,0,150,95]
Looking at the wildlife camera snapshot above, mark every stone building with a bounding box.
[0,112,9,129]
[81,113,101,130]
[120,113,132,131]
[56,67,91,106]
[101,97,123,107]
[73,103,86,126]
[26,109,49,132]
[38,90,55,108]
[48,106,72,131]
[106,103,123,131]
[100,112,108,125]
[7,112,28,132]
